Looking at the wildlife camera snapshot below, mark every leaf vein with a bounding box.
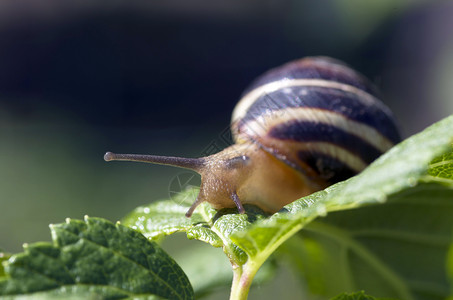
[59,226,183,300]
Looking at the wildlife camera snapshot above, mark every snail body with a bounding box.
[105,57,401,217]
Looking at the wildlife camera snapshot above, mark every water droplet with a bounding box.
[143,207,150,214]
[376,193,386,203]
[407,177,417,187]
[316,205,327,216]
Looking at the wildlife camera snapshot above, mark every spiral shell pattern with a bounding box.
[231,57,401,184]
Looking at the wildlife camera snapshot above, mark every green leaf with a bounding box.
[0,252,11,278]
[0,216,193,300]
[122,194,268,266]
[428,147,453,181]
[330,290,396,300]
[280,183,453,299]
[230,115,453,299]
[122,194,222,247]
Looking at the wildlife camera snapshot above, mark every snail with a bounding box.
[104,57,401,217]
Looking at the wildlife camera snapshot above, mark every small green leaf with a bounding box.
[0,252,11,278]
[0,216,193,300]
[123,196,267,265]
[330,291,396,300]
[123,196,222,247]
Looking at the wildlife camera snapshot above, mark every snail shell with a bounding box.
[231,57,400,186]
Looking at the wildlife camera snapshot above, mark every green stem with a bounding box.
[230,266,244,300]
[229,261,261,300]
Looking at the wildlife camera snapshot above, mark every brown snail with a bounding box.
[105,57,401,217]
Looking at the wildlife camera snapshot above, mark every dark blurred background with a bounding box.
[0,0,452,296]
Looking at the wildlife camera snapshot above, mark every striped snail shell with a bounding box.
[105,57,401,217]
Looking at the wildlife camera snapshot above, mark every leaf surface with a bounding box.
[0,217,193,300]
[123,196,268,265]
[428,147,453,181]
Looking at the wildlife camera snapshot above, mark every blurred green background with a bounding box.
[1,0,453,298]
